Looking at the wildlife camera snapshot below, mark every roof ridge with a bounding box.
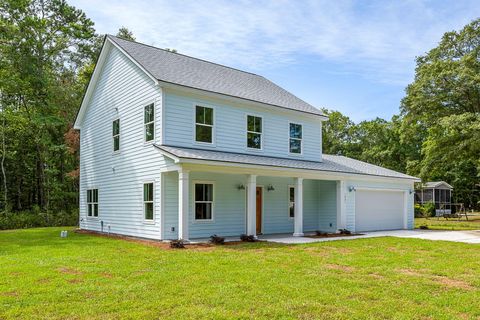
[107,34,262,77]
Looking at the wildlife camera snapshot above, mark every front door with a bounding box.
[256,187,262,234]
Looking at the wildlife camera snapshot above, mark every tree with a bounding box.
[401,18,480,208]
[116,26,135,41]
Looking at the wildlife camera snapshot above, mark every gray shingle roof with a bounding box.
[423,181,453,189]
[107,35,324,116]
[155,145,419,180]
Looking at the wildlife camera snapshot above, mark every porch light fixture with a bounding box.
[237,184,245,190]
[267,184,275,192]
[348,186,356,192]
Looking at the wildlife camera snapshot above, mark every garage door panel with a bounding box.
[355,190,404,232]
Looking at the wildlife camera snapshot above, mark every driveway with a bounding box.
[260,229,480,244]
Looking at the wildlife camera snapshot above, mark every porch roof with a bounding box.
[154,145,419,181]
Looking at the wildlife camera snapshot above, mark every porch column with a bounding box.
[178,169,189,241]
[246,174,257,237]
[293,177,304,237]
[336,180,347,230]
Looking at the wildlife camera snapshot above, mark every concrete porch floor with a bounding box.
[259,229,480,244]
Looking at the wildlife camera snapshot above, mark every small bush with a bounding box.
[0,210,78,230]
[339,229,352,235]
[414,204,425,218]
[419,225,429,230]
[240,234,257,242]
[209,234,225,245]
[315,230,328,236]
[423,202,436,217]
[170,239,185,249]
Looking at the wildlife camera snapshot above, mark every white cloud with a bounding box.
[71,0,479,85]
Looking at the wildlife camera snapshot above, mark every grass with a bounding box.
[415,215,480,230]
[1,228,480,319]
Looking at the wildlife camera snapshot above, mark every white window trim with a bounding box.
[288,185,295,219]
[142,181,155,223]
[245,113,263,151]
[86,188,99,219]
[193,180,215,223]
[112,118,120,154]
[143,102,155,144]
[193,104,216,146]
[288,122,303,156]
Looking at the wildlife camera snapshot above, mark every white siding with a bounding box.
[79,45,169,239]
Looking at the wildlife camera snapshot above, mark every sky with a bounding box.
[70,0,480,122]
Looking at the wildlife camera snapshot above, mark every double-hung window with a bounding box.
[194,183,213,220]
[143,182,154,220]
[247,115,262,149]
[289,186,295,218]
[144,103,154,142]
[195,105,213,143]
[289,123,302,154]
[87,189,98,218]
[112,119,120,151]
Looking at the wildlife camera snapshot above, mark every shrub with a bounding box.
[419,225,429,230]
[339,229,352,235]
[414,204,425,218]
[315,230,328,236]
[209,234,225,245]
[0,210,78,230]
[170,239,185,249]
[240,234,257,242]
[423,202,436,217]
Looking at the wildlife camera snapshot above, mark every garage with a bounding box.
[355,189,405,232]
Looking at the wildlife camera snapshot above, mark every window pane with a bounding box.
[290,139,302,154]
[88,204,92,216]
[195,184,203,201]
[255,117,262,133]
[204,107,213,125]
[93,204,98,217]
[113,119,120,135]
[289,203,294,218]
[87,190,91,202]
[290,123,302,139]
[144,183,153,201]
[290,187,295,202]
[196,124,212,143]
[195,203,212,220]
[204,184,213,201]
[144,104,154,123]
[247,115,261,133]
[145,123,154,141]
[195,106,205,124]
[247,132,261,149]
[114,136,120,151]
[94,189,98,202]
[145,202,154,220]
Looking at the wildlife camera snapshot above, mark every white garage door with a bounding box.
[355,190,404,232]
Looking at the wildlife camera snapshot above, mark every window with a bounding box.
[289,123,302,154]
[87,189,98,217]
[144,103,154,142]
[247,115,262,149]
[195,105,213,143]
[289,186,295,218]
[143,183,154,220]
[112,119,120,151]
[195,183,213,220]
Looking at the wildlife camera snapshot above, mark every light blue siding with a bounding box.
[163,91,322,161]
[317,181,337,232]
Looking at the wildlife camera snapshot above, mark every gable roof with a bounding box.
[423,181,453,189]
[154,145,420,181]
[106,35,324,117]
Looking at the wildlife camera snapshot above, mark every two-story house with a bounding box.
[74,35,419,241]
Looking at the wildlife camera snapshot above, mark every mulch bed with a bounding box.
[306,233,364,239]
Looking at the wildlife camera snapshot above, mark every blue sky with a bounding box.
[71,0,479,122]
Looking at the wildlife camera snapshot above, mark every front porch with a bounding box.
[162,169,345,241]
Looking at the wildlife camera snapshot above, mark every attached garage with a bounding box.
[355,189,406,232]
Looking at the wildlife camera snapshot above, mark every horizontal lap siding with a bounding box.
[258,177,295,234]
[164,91,322,161]
[345,180,414,232]
[80,45,166,240]
[317,181,337,232]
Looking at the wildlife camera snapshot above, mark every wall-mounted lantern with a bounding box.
[237,184,245,190]
[267,184,275,192]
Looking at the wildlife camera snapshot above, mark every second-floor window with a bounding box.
[112,119,120,151]
[289,123,302,154]
[195,105,213,143]
[247,115,262,149]
[144,103,154,142]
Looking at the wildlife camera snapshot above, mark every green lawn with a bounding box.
[415,215,480,230]
[1,228,480,319]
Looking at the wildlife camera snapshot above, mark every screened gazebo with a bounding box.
[415,181,453,216]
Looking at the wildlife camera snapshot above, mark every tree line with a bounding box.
[0,0,478,219]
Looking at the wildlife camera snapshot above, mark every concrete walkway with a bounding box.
[259,229,480,244]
